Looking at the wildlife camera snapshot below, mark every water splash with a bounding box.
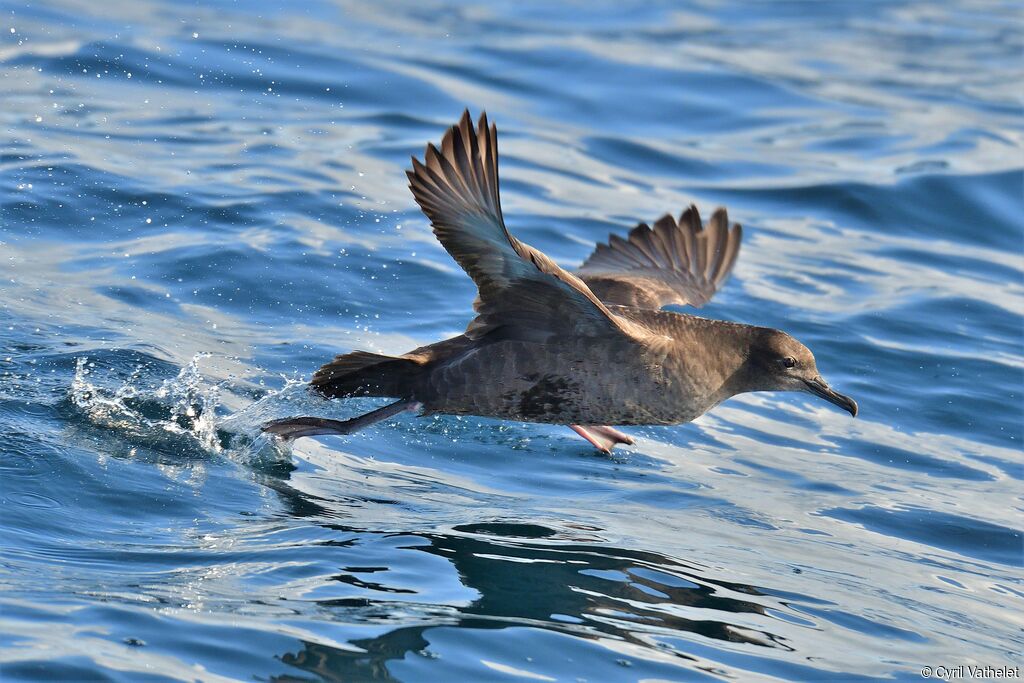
[158,354,222,451]
[69,354,225,454]
[218,373,314,437]
[67,353,332,463]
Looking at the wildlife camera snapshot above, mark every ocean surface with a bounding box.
[1,1,1022,681]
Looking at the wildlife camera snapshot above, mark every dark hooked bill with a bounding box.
[804,376,858,417]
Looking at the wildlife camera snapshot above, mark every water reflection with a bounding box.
[260,472,791,681]
[274,522,781,682]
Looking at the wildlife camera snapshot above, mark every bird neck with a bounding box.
[683,318,765,403]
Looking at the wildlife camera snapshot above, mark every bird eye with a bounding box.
[783,356,797,369]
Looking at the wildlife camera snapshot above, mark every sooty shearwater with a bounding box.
[265,111,857,452]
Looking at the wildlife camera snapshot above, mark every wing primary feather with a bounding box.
[577,202,743,309]
[651,214,680,269]
[626,224,663,266]
[667,213,690,271]
[680,206,699,275]
[407,111,637,341]
[715,223,742,288]
[704,208,726,279]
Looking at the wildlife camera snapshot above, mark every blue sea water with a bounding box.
[1,0,1022,680]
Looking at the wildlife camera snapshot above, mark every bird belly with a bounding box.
[415,339,694,426]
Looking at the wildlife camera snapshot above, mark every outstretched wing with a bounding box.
[407,110,641,342]
[576,205,742,309]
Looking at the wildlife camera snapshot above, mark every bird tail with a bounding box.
[309,350,425,399]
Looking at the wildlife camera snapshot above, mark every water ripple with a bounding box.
[2,0,1022,681]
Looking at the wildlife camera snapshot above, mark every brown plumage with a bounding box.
[265,111,857,451]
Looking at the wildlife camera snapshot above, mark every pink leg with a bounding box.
[590,425,634,445]
[569,425,616,453]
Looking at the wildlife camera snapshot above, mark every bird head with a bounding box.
[746,329,858,417]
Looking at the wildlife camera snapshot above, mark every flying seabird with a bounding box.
[265,111,857,452]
